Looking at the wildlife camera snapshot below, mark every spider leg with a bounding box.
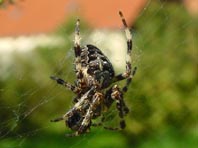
[72,87,95,109]
[91,116,120,131]
[74,18,81,57]
[103,126,119,131]
[76,92,103,135]
[91,115,105,127]
[92,122,102,127]
[91,115,120,131]
[50,76,78,93]
[93,85,129,131]
[122,66,137,92]
[113,11,134,82]
[50,117,64,122]
[108,85,129,130]
[50,87,95,123]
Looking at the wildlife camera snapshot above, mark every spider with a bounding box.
[50,11,137,137]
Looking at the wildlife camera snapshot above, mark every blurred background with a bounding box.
[0,0,197,148]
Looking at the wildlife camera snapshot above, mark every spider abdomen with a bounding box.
[81,44,115,88]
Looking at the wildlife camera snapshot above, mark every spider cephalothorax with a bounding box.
[50,11,137,136]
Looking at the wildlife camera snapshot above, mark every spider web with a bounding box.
[0,1,196,148]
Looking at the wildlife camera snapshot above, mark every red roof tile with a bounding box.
[0,0,147,36]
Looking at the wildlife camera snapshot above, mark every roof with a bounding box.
[0,0,147,37]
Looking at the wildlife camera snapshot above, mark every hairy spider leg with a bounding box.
[72,87,95,109]
[74,19,82,57]
[122,66,137,92]
[103,85,129,130]
[50,87,95,123]
[50,116,64,122]
[50,76,78,93]
[113,11,134,83]
[92,85,129,131]
[91,122,103,127]
[102,11,136,131]
[65,92,103,137]
[91,115,120,131]
[91,115,105,127]
[75,92,103,136]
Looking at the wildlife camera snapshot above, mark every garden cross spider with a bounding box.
[50,11,137,137]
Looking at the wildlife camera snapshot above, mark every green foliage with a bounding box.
[0,1,197,148]
[128,1,197,134]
